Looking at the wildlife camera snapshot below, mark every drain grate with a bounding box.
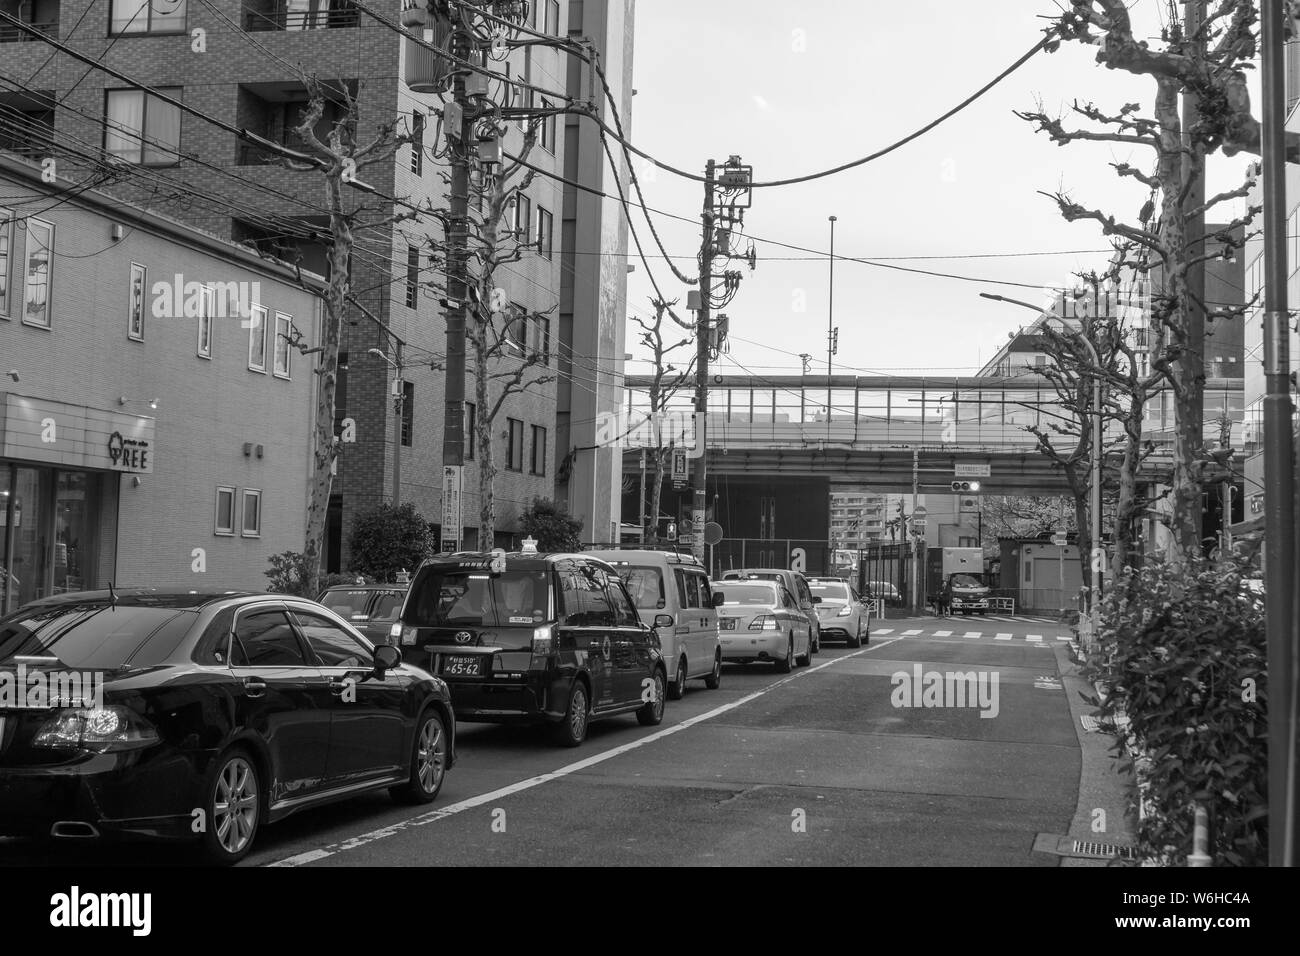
[1033,832,1139,860]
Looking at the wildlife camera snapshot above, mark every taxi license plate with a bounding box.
[442,655,484,677]
[720,618,736,630]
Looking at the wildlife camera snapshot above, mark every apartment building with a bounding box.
[0,154,323,610]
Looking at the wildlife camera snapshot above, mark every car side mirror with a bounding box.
[372,643,401,678]
[711,592,726,608]
[654,613,674,628]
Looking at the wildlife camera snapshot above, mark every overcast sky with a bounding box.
[622,0,1255,379]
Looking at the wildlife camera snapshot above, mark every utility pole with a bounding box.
[1183,0,1207,547]
[393,341,403,506]
[911,448,922,615]
[639,448,647,544]
[439,12,474,553]
[691,159,717,563]
[1260,0,1299,869]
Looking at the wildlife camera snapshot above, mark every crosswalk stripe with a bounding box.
[1027,634,1043,642]
[963,632,981,639]
[934,630,952,636]
[1056,635,1072,641]
[995,633,1012,641]
[874,628,893,635]
[902,629,922,636]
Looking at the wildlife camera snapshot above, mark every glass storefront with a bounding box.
[0,463,112,615]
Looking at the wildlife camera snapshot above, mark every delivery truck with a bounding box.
[925,547,991,615]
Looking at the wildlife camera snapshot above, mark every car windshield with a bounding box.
[809,581,849,601]
[951,574,984,587]
[0,603,196,669]
[617,565,665,609]
[319,589,373,618]
[404,570,552,627]
[716,583,777,606]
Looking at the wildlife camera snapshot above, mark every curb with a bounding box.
[1054,642,1138,866]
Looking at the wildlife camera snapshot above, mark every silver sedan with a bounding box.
[806,577,871,648]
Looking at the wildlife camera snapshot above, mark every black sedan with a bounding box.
[0,588,456,864]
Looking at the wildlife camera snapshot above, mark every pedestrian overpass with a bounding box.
[620,374,1244,493]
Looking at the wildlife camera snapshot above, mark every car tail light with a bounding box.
[531,625,553,655]
[748,615,778,631]
[400,625,418,646]
[389,622,404,644]
[33,706,160,753]
[836,604,851,617]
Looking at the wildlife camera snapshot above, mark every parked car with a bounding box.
[711,579,813,671]
[806,576,871,647]
[393,549,667,747]
[588,549,723,699]
[0,588,455,865]
[317,584,408,645]
[866,580,903,606]
[720,568,822,653]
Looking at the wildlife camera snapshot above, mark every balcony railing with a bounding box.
[244,8,359,32]
[0,20,57,43]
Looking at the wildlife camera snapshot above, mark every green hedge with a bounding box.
[1081,553,1267,866]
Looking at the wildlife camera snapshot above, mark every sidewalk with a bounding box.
[1054,642,1138,866]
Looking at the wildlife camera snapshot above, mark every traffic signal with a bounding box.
[951,480,981,493]
[666,521,677,541]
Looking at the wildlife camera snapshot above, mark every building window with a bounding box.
[248,303,268,372]
[242,488,262,537]
[405,244,419,308]
[530,424,546,475]
[465,401,476,459]
[529,315,550,364]
[105,88,182,166]
[0,209,11,319]
[410,110,424,175]
[506,417,524,471]
[539,98,555,153]
[513,193,531,242]
[537,206,553,259]
[215,486,236,536]
[111,0,188,34]
[544,0,560,35]
[23,217,53,328]
[401,380,414,446]
[274,312,292,378]
[197,285,213,358]
[121,261,148,341]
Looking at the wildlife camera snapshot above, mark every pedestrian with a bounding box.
[939,577,953,618]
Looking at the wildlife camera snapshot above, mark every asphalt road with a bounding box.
[2,614,1081,867]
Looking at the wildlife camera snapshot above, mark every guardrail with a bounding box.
[244,8,360,31]
[988,596,1016,614]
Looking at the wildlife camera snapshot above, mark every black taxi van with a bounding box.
[391,549,667,747]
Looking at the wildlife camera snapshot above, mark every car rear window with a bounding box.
[716,583,777,606]
[0,604,197,669]
[319,589,372,618]
[612,565,665,610]
[404,570,553,627]
[809,581,849,600]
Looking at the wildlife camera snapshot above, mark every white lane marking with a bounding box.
[902,629,922,636]
[874,628,894,635]
[1056,635,1072,641]
[995,633,1012,641]
[265,638,903,867]
[963,632,981,639]
[934,630,952,637]
[1027,634,1043,642]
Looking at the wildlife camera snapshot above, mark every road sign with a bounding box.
[678,533,696,546]
[955,463,991,478]
[441,465,462,552]
[703,521,724,546]
[912,506,928,519]
[1051,533,1068,547]
[671,448,688,483]
[910,518,928,530]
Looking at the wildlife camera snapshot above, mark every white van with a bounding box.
[588,549,723,699]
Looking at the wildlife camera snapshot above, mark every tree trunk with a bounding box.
[303,166,350,596]
[1111,411,1142,582]
[648,446,667,543]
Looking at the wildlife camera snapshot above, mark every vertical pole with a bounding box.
[1261,0,1298,868]
[639,448,647,543]
[692,159,716,564]
[1183,0,1207,549]
[393,341,403,507]
[911,448,921,615]
[440,15,472,551]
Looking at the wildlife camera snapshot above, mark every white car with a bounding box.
[711,579,813,672]
[806,577,871,647]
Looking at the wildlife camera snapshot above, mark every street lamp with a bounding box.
[979,291,1103,641]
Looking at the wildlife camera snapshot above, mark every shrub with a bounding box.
[347,503,435,582]
[265,551,366,597]
[1080,553,1267,866]
[520,497,584,553]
